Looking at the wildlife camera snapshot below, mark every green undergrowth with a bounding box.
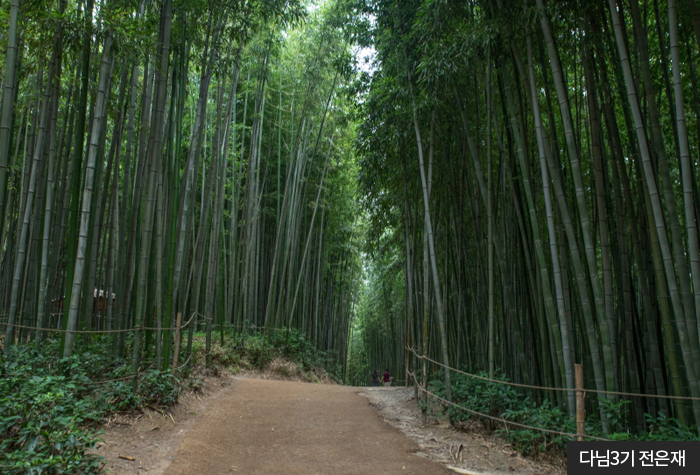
[192,326,342,383]
[0,328,339,473]
[0,337,181,474]
[424,371,699,457]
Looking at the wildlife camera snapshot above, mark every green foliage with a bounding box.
[603,411,700,442]
[639,413,700,441]
[598,398,630,431]
[499,400,574,454]
[427,371,575,455]
[200,327,341,381]
[268,329,329,371]
[0,371,103,474]
[436,370,520,421]
[426,370,700,456]
[345,240,405,386]
[138,370,180,407]
[0,339,182,473]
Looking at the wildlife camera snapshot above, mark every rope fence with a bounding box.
[1,316,295,373]
[407,346,700,402]
[2,319,329,387]
[0,314,273,400]
[0,312,197,335]
[0,317,293,338]
[207,324,292,332]
[407,369,611,442]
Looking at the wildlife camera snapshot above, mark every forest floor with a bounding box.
[93,371,566,474]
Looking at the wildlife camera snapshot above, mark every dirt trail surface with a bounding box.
[96,376,565,475]
[163,377,451,474]
[364,387,565,475]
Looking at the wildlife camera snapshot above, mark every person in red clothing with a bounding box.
[383,368,391,387]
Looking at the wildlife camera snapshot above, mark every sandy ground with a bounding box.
[92,376,232,474]
[363,386,566,475]
[94,377,565,475]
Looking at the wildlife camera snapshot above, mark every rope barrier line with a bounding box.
[580,388,700,401]
[407,370,611,442]
[5,323,135,334]
[176,353,192,370]
[190,312,212,322]
[1,312,197,335]
[209,324,286,331]
[408,347,571,392]
[408,347,700,402]
[142,312,197,331]
[2,320,296,335]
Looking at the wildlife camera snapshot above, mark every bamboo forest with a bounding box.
[2,0,700,470]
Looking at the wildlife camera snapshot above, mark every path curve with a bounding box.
[165,378,451,474]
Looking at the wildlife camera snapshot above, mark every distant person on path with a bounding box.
[383,369,391,387]
[371,369,380,386]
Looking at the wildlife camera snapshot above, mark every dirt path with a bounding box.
[96,377,565,474]
[364,387,566,475]
[162,377,450,474]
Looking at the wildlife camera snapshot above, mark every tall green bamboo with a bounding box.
[607,0,700,426]
[0,0,19,245]
[64,30,114,357]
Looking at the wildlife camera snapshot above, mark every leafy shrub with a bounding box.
[641,413,700,441]
[138,370,180,407]
[0,369,103,473]
[1,339,182,473]
[426,371,519,424]
[201,327,340,380]
[426,369,700,456]
[268,329,325,370]
[208,343,242,367]
[100,380,142,412]
[427,371,578,455]
[499,399,574,454]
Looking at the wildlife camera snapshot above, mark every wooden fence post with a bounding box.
[171,312,182,371]
[575,363,585,441]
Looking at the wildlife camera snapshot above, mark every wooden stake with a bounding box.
[171,312,182,371]
[575,363,585,441]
